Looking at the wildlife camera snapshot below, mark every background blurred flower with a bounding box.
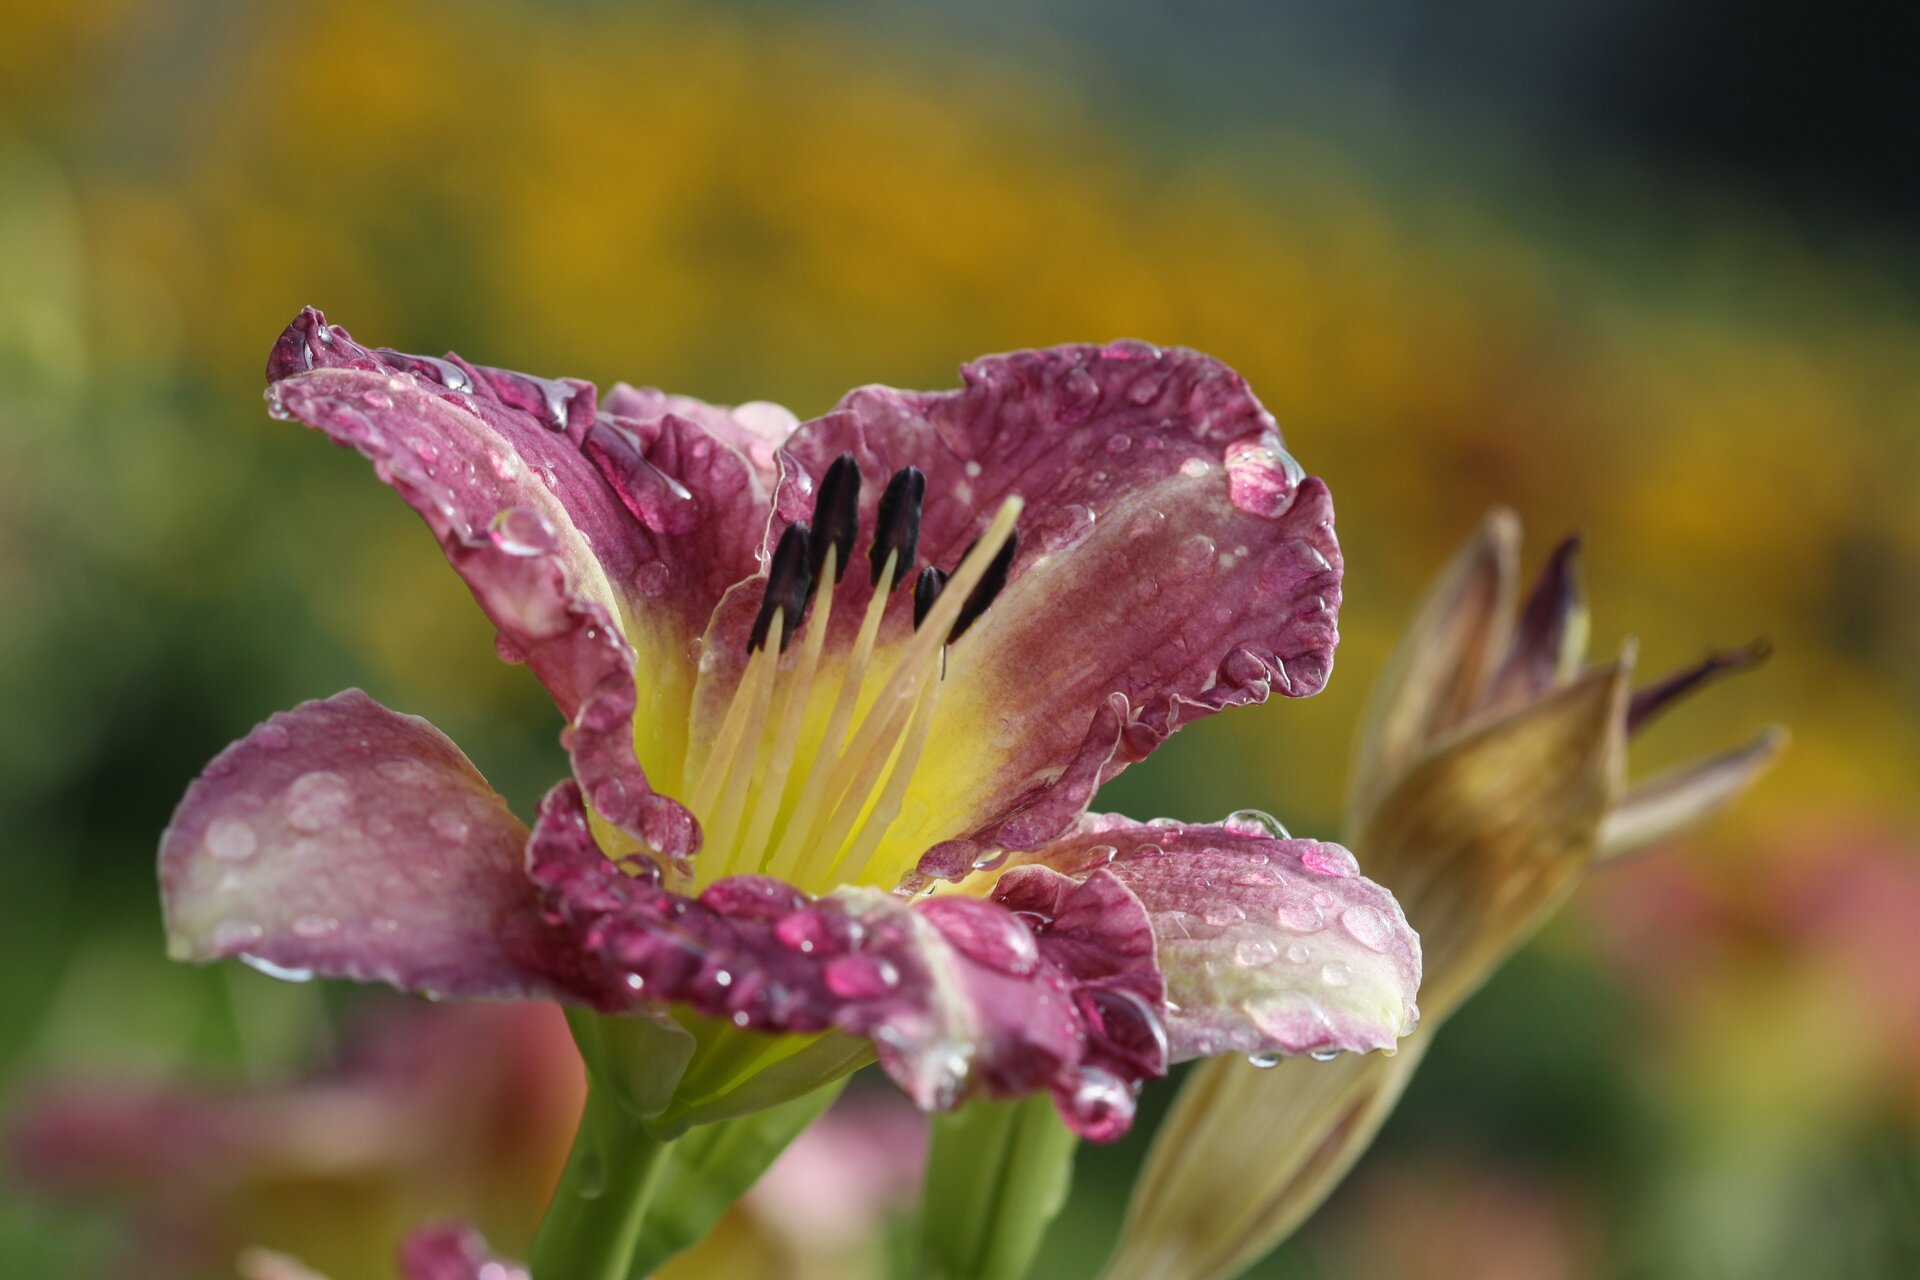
[8,1003,582,1279]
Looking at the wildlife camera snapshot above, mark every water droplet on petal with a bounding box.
[1340,904,1396,953]
[1320,960,1352,987]
[1033,503,1097,555]
[378,760,437,788]
[284,770,352,832]
[1055,366,1101,424]
[1179,456,1213,479]
[823,954,901,999]
[255,723,291,750]
[1223,809,1290,839]
[429,809,471,842]
[1274,891,1325,932]
[1285,942,1311,964]
[205,818,257,862]
[1247,1051,1282,1069]
[1223,431,1305,519]
[488,506,558,557]
[1310,1047,1341,1061]
[1062,1065,1134,1141]
[1235,938,1279,967]
[1203,902,1246,926]
[1300,845,1357,878]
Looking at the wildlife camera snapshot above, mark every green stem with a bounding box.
[917,1094,1080,1280]
[530,1083,675,1280]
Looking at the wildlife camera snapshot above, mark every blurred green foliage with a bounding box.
[3,1,1917,1276]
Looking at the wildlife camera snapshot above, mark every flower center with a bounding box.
[685,457,1021,897]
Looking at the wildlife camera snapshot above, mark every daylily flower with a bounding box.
[1107,509,1782,1280]
[159,310,1419,1160]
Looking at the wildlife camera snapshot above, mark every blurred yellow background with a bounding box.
[3,1,1916,1276]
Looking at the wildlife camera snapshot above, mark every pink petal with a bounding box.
[1027,816,1422,1061]
[696,344,1342,873]
[160,690,585,1002]
[527,783,1165,1138]
[266,309,787,853]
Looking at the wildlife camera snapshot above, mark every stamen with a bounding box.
[913,566,947,628]
[787,498,1023,889]
[949,531,1018,641]
[810,453,861,588]
[739,546,838,871]
[749,523,813,654]
[763,548,903,883]
[832,674,943,886]
[1627,638,1772,736]
[870,467,926,588]
[689,610,784,821]
[706,609,786,871]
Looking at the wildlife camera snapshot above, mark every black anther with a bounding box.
[912,566,947,630]
[810,453,861,587]
[749,522,814,653]
[949,532,1019,642]
[870,467,926,589]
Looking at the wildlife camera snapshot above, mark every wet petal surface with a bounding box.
[526,783,1165,1137]
[266,309,787,850]
[1022,816,1421,1061]
[160,690,582,1002]
[693,345,1343,886]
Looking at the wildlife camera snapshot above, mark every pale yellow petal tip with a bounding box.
[1596,723,1788,863]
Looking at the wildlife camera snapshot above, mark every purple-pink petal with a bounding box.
[684,346,1341,880]
[525,783,1165,1138]
[265,309,785,852]
[1024,816,1422,1061]
[160,690,585,1002]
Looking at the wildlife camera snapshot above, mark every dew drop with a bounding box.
[1223,809,1290,839]
[378,760,437,788]
[1320,960,1352,988]
[1300,845,1357,878]
[1235,938,1279,967]
[1340,904,1396,953]
[1105,433,1133,455]
[1310,1047,1341,1061]
[1203,902,1246,926]
[824,954,900,999]
[284,770,352,832]
[488,506,558,557]
[429,809,471,842]
[1247,1052,1282,1069]
[1273,891,1325,932]
[1285,942,1311,964]
[361,389,393,409]
[1223,431,1305,519]
[1179,456,1213,479]
[205,817,258,862]
[255,723,291,751]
